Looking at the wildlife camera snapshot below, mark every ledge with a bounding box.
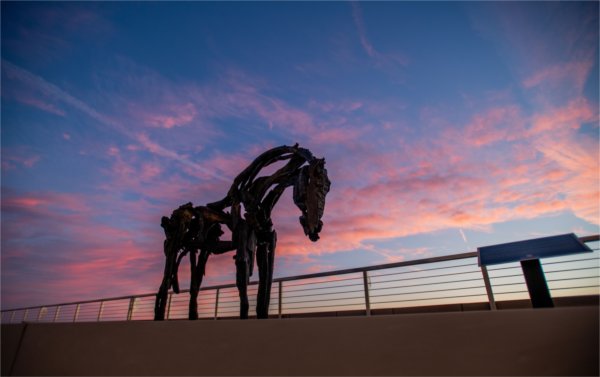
[2,306,598,376]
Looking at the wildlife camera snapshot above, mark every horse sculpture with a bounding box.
[154,144,331,320]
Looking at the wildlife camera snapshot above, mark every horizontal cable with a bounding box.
[487,273,524,280]
[543,256,600,265]
[544,267,599,274]
[217,310,240,314]
[283,302,367,311]
[216,291,258,299]
[369,261,478,279]
[217,298,244,304]
[368,292,488,305]
[547,275,600,283]
[486,265,521,272]
[283,276,362,289]
[370,284,486,299]
[486,256,600,272]
[283,282,365,294]
[551,285,599,291]
[492,290,528,295]
[371,270,482,285]
[491,282,527,288]
[283,287,366,299]
[370,277,484,292]
[283,294,365,305]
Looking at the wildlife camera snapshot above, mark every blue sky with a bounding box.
[1,1,598,309]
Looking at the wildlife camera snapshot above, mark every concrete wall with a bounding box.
[2,306,598,376]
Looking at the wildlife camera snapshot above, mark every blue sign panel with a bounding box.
[478,233,592,266]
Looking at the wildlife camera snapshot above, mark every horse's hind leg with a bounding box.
[256,242,269,319]
[189,250,199,320]
[235,222,251,319]
[235,256,250,319]
[257,230,276,319]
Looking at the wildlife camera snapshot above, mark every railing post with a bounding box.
[480,265,497,310]
[73,304,81,322]
[127,297,136,321]
[37,307,46,322]
[23,309,29,322]
[278,281,283,319]
[214,289,220,320]
[363,271,371,316]
[97,301,104,321]
[10,311,16,324]
[166,293,173,320]
[53,306,61,322]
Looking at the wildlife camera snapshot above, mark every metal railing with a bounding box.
[2,235,598,324]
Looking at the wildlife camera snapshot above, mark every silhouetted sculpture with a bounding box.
[154,144,331,320]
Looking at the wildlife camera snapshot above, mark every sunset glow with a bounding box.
[1,2,598,309]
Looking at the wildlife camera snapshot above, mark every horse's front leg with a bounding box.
[189,248,210,320]
[155,275,170,321]
[257,229,277,319]
[155,242,177,321]
[189,249,199,320]
[235,258,250,319]
[234,221,254,319]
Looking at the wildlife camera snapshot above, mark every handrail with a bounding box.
[2,234,598,315]
[0,251,480,312]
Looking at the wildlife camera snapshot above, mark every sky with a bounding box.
[1,1,598,310]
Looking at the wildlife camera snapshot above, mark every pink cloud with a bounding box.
[133,133,229,183]
[1,189,170,306]
[140,163,163,181]
[528,97,597,135]
[4,38,599,310]
[1,154,41,171]
[226,90,316,134]
[263,100,599,258]
[109,60,324,150]
[532,133,599,224]
[522,60,594,92]
[131,102,197,129]
[268,91,600,255]
[463,106,525,147]
[309,126,369,146]
[309,99,364,113]
[14,93,66,116]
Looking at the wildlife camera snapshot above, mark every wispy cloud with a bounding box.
[2,60,229,183]
[132,102,198,129]
[350,2,409,69]
[351,2,376,58]
[1,147,41,171]
[2,3,113,64]
[463,106,525,147]
[523,60,594,91]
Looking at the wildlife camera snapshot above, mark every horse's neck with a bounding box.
[208,145,313,215]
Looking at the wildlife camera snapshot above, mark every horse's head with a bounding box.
[294,158,331,242]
